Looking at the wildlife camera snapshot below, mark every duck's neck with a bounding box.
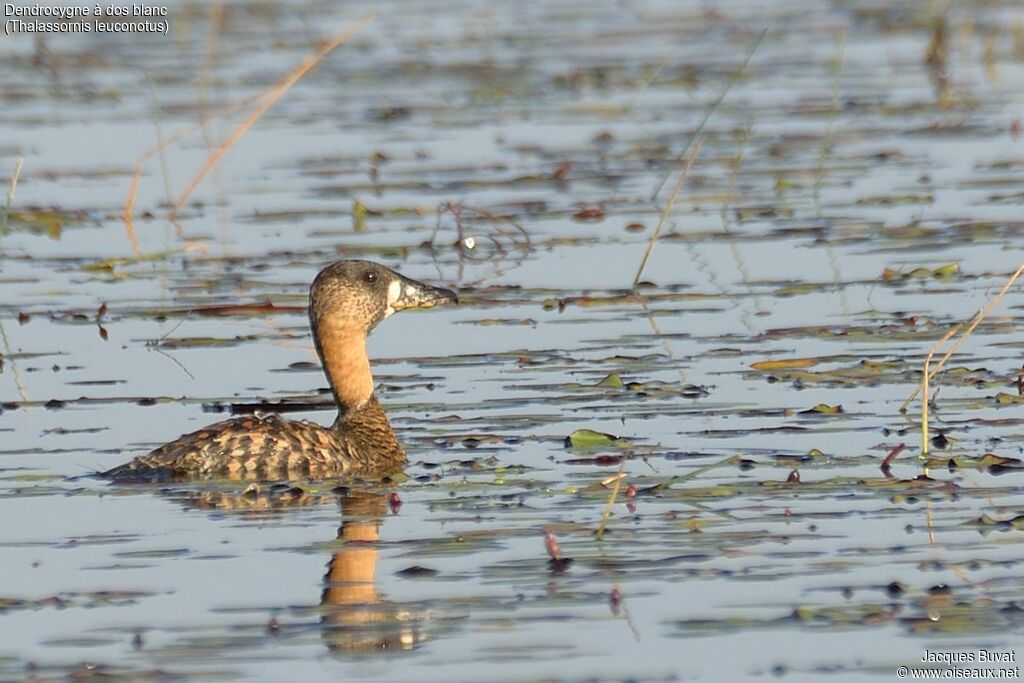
[318,329,374,415]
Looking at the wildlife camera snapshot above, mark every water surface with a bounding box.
[3,0,1024,680]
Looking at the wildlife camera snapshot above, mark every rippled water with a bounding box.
[3,0,1024,680]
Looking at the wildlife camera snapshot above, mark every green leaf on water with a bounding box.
[353,199,369,232]
[82,251,177,273]
[0,473,65,482]
[965,514,1024,529]
[801,403,844,415]
[978,453,1021,467]
[157,336,246,349]
[596,372,624,388]
[565,429,626,448]
[751,358,818,371]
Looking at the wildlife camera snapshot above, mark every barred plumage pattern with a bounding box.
[104,397,405,482]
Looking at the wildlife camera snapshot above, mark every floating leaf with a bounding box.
[596,372,624,388]
[880,263,961,283]
[572,206,604,221]
[81,251,177,273]
[565,429,626,448]
[751,358,819,371]
[542,298,564,311]
[965,514,1024,530]
[156,336,247,349]
[7,209,67,239]
[352,199,369,232]
[978,453,1019,467]
[800,403,844,415]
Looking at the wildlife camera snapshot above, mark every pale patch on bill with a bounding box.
[384,279,411,317]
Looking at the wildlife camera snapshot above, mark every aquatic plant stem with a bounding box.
[1,157,24,247]
[674,454,740,484]
[650,28,766,202]
[813,29,845,216]
[0,321,28,401]
[920,324,960,455]
[902,263,1024,416]
[906,262,1024,454]
[124,94,259,226]
[147,77,175,217]
[721,121,751,233]
[169,12,375,218]
[595,472,626,540]
[634,137,703,287]
[0,162,29,405]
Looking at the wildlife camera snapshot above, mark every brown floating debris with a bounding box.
[572,206,605,221]
[396,565,439,577]
[552,161,572,182]
[188,302,304,316]
[542,528,572,571]
[543,528,560,562]
[609,587,622,616]
[881,443,906,473]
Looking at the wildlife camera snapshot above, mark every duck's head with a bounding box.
[310,260,458,337]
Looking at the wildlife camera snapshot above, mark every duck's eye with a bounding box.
[363,271,378,284]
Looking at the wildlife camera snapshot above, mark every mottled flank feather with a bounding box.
[104,397,405,482]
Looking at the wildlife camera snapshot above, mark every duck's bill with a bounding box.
[387,275,458,315]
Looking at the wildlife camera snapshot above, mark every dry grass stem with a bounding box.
[1,157,24,242]
[813,29,845,216]
[903,262,1024,453]
[123,94,262,224]
[650,28,766,201]
[920,323,961,454]
[170,12,375,217]
[124,12,374,230]
[595,471,626,540]
[634,137,704,287]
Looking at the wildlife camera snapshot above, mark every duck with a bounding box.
[103,260,457,481]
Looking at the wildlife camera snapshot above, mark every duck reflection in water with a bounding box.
[176,487,429,654]
[321,489,429,653]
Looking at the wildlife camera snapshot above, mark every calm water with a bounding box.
[3,0,1024,680]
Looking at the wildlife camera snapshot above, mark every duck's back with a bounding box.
[104,398,405,481]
